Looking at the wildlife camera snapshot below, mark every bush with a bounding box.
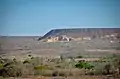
[103,64,111,75]
[0,63,22,77]
[75,61,94,69]
[23,60,30,64]
[0,58,23,77]
[76,55,83,58]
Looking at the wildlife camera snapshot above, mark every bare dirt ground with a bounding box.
[4,75,114,79]
[0,36,120,59]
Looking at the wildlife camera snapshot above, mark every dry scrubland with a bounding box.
[0,36,120,79]
[0,37,120,58]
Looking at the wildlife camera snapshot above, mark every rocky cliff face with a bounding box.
[38,28,120,41]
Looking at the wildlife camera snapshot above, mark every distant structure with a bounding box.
[38,28,120,42]
[43,35,71,42]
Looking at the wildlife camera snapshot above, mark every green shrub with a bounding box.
[75,62,94,69]
[0,63,4,69]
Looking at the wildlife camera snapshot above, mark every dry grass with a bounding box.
[2,75,112,79]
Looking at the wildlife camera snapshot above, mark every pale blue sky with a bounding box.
[0,0,120,36]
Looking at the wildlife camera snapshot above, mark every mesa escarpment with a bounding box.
[38,28,120,42]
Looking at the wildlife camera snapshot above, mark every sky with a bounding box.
[0,0,120,36]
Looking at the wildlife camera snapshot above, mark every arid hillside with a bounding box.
[38,28,120,40]
[0,29,120,59]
